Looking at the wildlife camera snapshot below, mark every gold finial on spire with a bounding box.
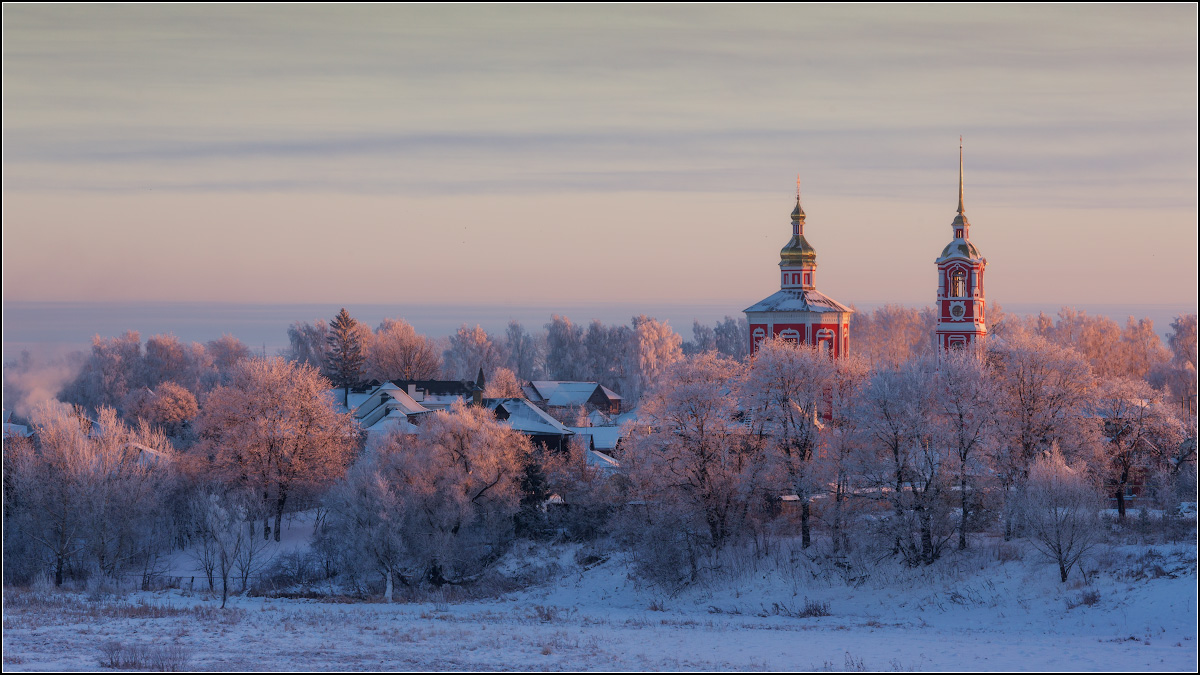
[957,136,965,216]
[796,174,801,203]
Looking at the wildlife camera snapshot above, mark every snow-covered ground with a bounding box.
[3,522,1196,672]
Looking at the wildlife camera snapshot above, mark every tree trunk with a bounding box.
[274,488,287,543]
[55,555,64,587]
[800,500,811,549]
[1059,561,1069,583]
[959,468,969,551]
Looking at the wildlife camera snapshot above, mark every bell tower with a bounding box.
[935,139,988,350]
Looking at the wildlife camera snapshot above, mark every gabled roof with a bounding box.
[567,425,624,451]
[744,288,853,314]
[486,398,575,437]
[527,381,622,406]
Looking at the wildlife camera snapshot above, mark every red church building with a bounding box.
[744,181,853,356]
[935,141,988,350]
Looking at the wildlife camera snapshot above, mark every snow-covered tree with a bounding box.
[742,338,834,548]
[1018,448,1104,582]
[321,402,528,594]
[205,334,252,383]
[625,354,762,554]
[933,347,997,550]
[284,319,328,372]
[366,317,441,382]
[442,324,505,381]
[544,315,588,381]
[855,356,952,565]
[713,316,749,360]
[987,332,1097,537]
[624,315,683,403]
[122,380,198,439]
[6,405,176,585]
[483,366,524,398]
[196,358,357,542]
[59,331,144,412]
[849,305,937,369]
[503,320,542,381]
[1093,377,1183,518]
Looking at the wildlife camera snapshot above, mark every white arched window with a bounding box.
[779,328,801,343]
[950,269,966,297]
[816,328,835,353]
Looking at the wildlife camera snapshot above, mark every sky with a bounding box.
[3,4,1197,312]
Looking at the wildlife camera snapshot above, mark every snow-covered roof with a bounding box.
[937,238,983,261]
[488,398,575,437]
[743,288,853,314]
[567,425,624,451]
[365,411,419,437]
[586,449,621,472]
[4,422,32,438]
[527,381,621,407]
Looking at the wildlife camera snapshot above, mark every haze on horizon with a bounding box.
[3,5,1197,311]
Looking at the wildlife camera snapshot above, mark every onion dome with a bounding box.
[780,196,816,267]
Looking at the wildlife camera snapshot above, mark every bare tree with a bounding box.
[197,358,357,542]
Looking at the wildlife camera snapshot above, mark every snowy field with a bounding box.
[3,520,1196,672]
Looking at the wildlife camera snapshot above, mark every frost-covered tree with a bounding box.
[322,402,528,595]
[849,305,937,369]
[196,358,357,542]
[122,381,198,439]
[713,316,749,360]
[483,366,524,398]
[503,320,542,381]
[326,308,369,405]
[284,319,328,373]
[366,318,441,382]
[6,405,176,585]
[584,320,632,393]
[1018,448,1104,583]
[206,334,252,383]
[987,332,1097,537]
[442,324,505,380]
[933,348,996,550]
[625,354,762,557]
[855,357,952,565]
[742,338,834,548]
[59,331,144,412]
[624,315,683,403]
[683,320,717,356]
[1093,377,1183,518]
[822,353,872,553]
[545,315,588,381]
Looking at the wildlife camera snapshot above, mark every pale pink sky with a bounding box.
[3,5,1196,309]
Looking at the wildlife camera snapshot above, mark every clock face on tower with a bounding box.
[950,301,966,320]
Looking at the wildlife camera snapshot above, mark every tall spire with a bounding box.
[957,136,965,216]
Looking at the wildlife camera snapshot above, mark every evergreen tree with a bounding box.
[326,308,366,406]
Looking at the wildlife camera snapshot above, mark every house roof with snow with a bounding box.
[567,425,624,452]
[743,288,853,314]
[524,381,622,408]
[485,397,575,438]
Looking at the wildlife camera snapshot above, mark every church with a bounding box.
[745,143,987,355]
[743,179,853,357]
